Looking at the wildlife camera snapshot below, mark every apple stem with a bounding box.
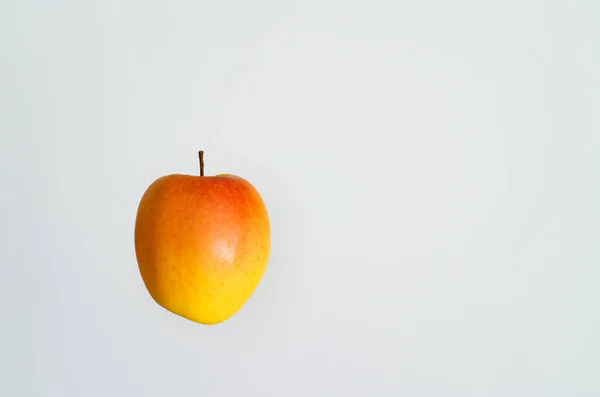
[199,150,205,176]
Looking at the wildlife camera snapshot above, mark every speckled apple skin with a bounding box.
[134,174,270,325]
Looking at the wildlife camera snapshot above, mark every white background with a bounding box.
[1,1,599,396]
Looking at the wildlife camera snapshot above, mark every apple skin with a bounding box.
[134,173,270,325]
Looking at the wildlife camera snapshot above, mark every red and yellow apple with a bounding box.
[134,151,270,325]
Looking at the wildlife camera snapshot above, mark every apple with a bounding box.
[134,151,271,325]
